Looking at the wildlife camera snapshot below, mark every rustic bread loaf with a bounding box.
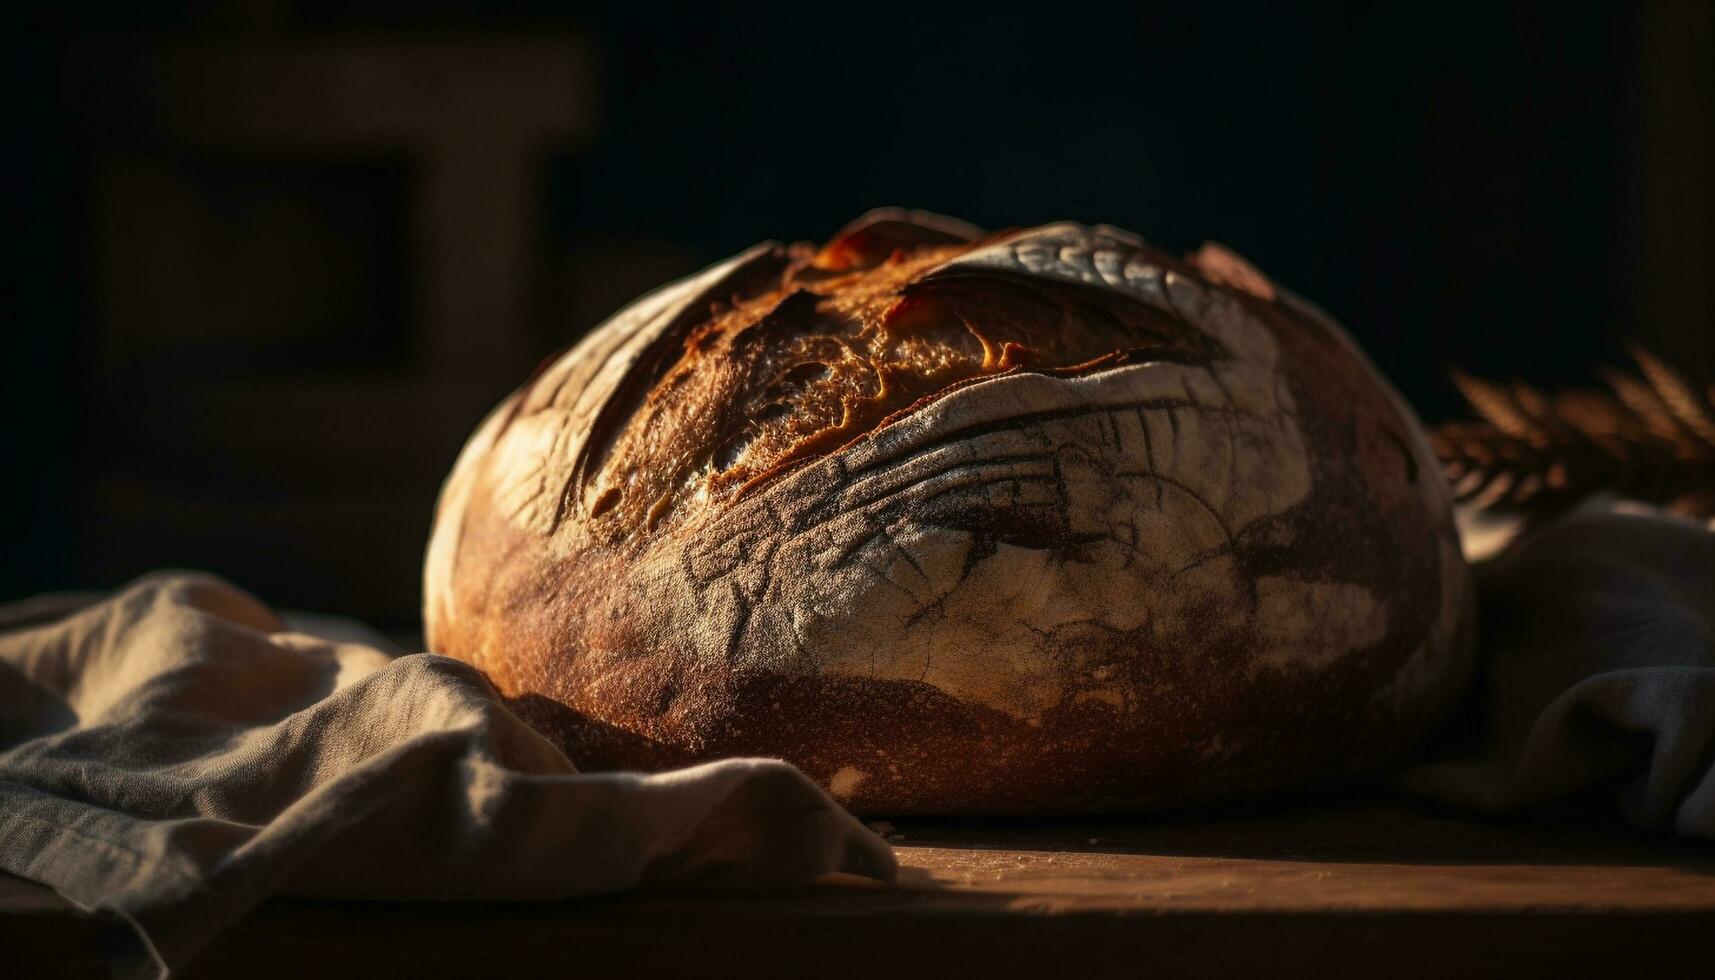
[424,210,1474,814]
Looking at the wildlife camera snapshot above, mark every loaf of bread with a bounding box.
[424,210,1474,814]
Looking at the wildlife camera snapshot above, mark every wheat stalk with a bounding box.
[1431,348,1715,521]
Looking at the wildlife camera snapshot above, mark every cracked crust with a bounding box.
[424,211,1475,815]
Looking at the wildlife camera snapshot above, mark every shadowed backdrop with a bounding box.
[3,1,1710,628]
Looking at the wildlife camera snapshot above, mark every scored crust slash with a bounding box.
[423,209,1475,815]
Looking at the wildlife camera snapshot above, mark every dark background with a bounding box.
[4,2,1711,628]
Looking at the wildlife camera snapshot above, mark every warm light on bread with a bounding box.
[424,210,1474,815]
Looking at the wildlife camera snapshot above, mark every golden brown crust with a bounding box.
[425,213,1475,815]
[572,231,1220,542]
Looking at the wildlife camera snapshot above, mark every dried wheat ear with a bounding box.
[1433,346,1715,522]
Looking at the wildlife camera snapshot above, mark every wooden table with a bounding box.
[7,796,1714,978]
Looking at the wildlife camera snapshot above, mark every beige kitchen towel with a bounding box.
[0,573,896,979]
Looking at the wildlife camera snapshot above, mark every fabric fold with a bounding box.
[0,573,895,979]
[1396,511,1715,837]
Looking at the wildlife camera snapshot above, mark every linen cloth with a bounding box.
[1397,509,1715,835]
[0,573,895,978]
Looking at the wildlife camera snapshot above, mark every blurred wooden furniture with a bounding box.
[65,36,599,623]
[7,799,1713,978]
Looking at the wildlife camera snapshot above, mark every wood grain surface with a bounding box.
[6,798,1714,978]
